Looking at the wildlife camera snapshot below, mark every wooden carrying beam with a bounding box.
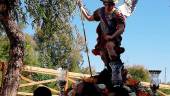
[17,92,59,96]
[20,79,57,87]
[23,65,170,89]
[17,92,33,96]
[21,76,59,94]
[141,82,170,89]
[23,65,90,79]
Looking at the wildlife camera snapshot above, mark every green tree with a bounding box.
[0,0,83,94]
[0,31,40,66]
[24,33,40,66]
[0,1,25,95]
[0,23,41,95]
[26,0,84,71]
[68,32,85,72]
[127,65,150,82]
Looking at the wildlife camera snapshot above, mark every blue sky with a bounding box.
[24,0,170,83]
[72,0,170,83]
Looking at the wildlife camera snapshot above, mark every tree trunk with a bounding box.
[0,17,25,96]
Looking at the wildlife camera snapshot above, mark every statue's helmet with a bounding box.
[100,0,119,4]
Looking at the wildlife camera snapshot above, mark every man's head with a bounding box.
[110,87,130,96]
[33,86,52,96]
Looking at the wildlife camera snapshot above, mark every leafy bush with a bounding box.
[126,65,150,82]
[159,88,170,95]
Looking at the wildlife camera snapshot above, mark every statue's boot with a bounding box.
[109,61,124,87]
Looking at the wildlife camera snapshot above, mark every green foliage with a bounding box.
[81,67,96,74]
[18,80,35,93]
[31,73,55,81]
[127,65,150,82]
[159,88,170,95]
[0,32,40,66]
[25,0,77,27]
[5,0,84,72]
[24,0,84,71]
[0,35,9,61]
[68,33,85,72]
[0,0,85,92]
[31,73,57,89]
[45,82,57,90]
[21,71,57,91]
[24,33,40,66]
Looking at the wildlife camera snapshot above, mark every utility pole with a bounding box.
[165,67,167,83]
